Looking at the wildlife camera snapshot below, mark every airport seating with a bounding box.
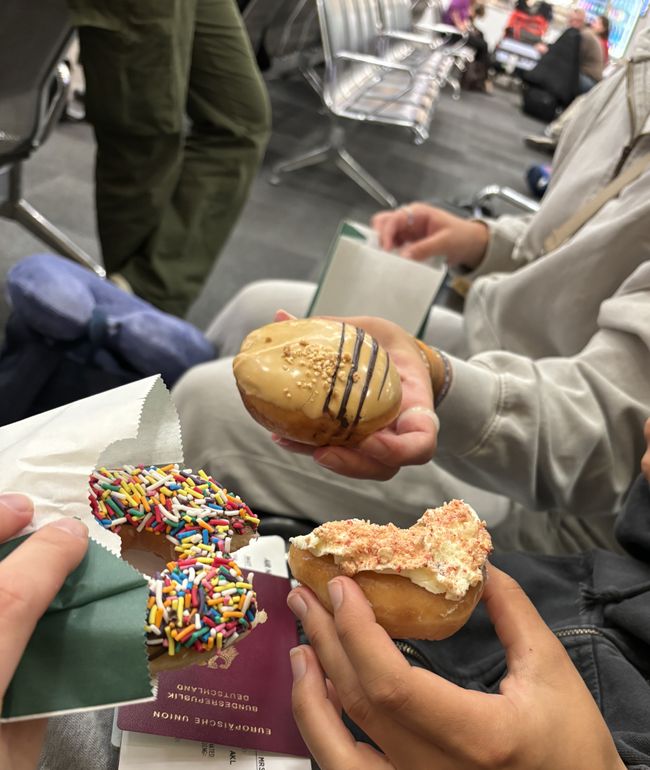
[270,0,467,207]
[0,0,104,277]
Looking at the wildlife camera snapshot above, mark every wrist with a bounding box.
[414,340,453,408]
[461,220,489,270]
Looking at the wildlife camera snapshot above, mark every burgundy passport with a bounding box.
[118,571,308,757]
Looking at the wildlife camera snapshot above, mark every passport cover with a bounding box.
[118,570,308,757]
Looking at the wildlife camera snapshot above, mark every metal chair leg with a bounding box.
[335,148,398,208]
[1,163,105,278]
[447,76,461,101]
[269,143,333,184]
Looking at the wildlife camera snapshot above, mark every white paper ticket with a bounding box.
[118,730,310,769]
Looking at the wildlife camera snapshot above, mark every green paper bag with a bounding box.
[0,536,153,721]
[0,375,186,721]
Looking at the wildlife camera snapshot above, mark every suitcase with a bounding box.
[522,86,559,122]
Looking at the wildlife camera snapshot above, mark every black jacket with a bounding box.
[523,27,581,106]
[401,475,650,768]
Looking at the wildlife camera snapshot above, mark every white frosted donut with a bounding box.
[288,500,492,640]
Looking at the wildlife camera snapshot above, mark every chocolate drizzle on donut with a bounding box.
[322,322,346,416]
[320,324,386,431]
[352,337,379,429]
[377,352,391,400]
[336,326,365,428]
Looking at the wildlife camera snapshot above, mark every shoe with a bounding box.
[108,272,134,294]
[524,134,557,154]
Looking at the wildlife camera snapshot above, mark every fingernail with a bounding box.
[316,451,342,472]
[49,518,88,540]
[289,647,307,681]
[0,493,33,516]
[328,579,343,611]
[287,590,308,620]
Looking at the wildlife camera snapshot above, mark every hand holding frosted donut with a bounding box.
[0,494,88,770]
[270,311,438,481]
[287,565,626,770]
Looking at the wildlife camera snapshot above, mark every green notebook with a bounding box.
[308,220,447,339]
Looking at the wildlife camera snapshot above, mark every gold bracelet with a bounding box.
[414,339,453,408]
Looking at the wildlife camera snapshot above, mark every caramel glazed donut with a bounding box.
[288,500,493,640]
[233,318,402,446]
[89,464,265,674]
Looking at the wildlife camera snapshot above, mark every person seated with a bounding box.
[535,8,604,94]
[442,0,473,30]
[525,14,612,154]
[172,32,650,556]
[593,14,610,66]
[286,418,650,770]
[461,4,493,93]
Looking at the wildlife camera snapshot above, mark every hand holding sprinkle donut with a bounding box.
[0,494,88,770]
[287,564,626,770]
[267,311,438,481]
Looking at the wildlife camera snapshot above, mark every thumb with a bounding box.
[274,308,297,322]
[399,233,448,262]
[482,564,560,673]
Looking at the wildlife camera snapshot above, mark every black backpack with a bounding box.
[522,27,581,120]
[522,85,561,121]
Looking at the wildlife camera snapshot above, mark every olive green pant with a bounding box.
[72,0,271,316]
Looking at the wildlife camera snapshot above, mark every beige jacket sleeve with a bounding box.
[463,214,536,279]
[434,263,650,517]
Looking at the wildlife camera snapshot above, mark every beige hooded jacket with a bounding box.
[437,31,650,550]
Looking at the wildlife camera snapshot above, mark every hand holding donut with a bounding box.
[0,494,88,770]
[266,311,438,481]
[287,565,626,770]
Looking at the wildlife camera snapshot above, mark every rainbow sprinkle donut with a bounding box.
[89,464,260,555]
[145,552,259,671]
[88,464,263,668]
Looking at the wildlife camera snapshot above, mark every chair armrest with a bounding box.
[415,21,461,36]
[379,30,437,47]
[336,50,415,74]
[35,61,72,148]
[472,185,540,214]
[416,23,468,54]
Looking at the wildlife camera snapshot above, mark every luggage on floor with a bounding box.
[522,85,560,121]
[0,253,215,426]
[521,27,581,120]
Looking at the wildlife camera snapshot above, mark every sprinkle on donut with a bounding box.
[145,555,258,659]
[88,464,262,661]
[88,464,260,554]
